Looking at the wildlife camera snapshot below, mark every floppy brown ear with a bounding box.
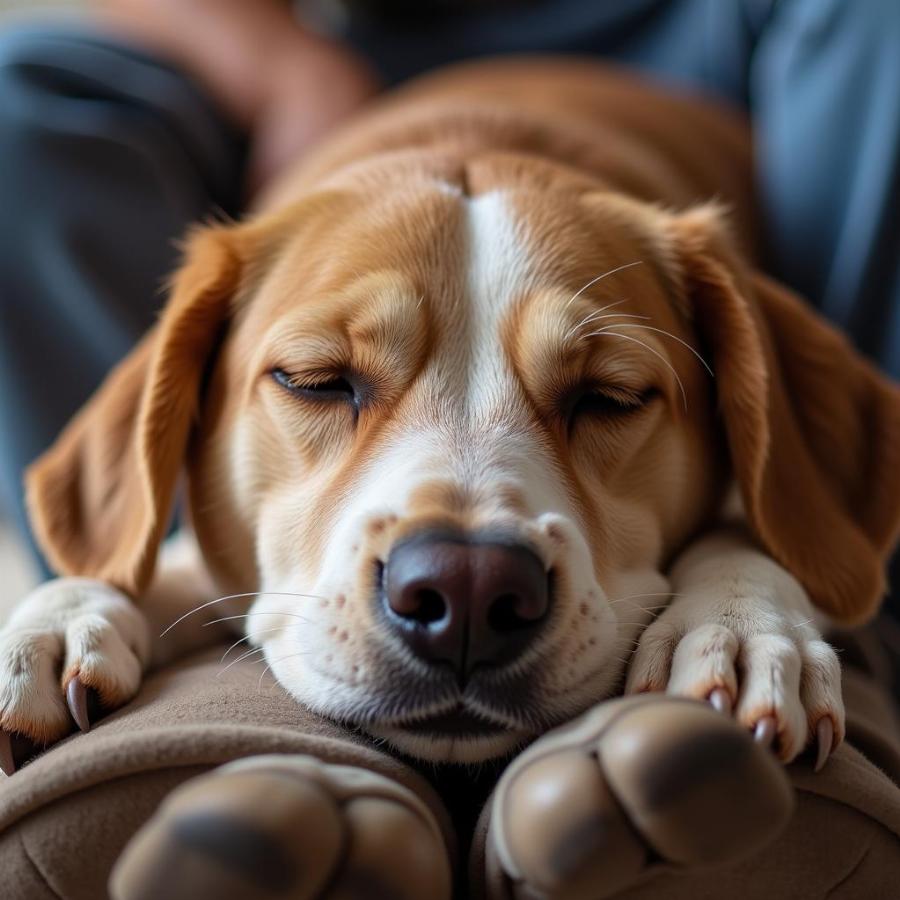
[671,206,900,625]
[25,224,247,597]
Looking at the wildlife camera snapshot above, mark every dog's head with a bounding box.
[27,158,900,762]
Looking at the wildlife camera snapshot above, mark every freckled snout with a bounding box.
[382,534,551,677]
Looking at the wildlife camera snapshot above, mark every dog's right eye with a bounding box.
[564,384,657,425]
[270,368,359,407]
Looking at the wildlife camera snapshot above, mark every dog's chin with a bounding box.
[365,706,532,763]
[370,723,529,764]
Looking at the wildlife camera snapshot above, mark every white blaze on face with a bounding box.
[462,191,534,423]
[454,191,581,528]
[309,189,569,545]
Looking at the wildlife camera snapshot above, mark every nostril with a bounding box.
[488,593,527,631]
[488,591,546,632]
[385,567,450,624]
[486,567,552,634]
[411,589,447,625]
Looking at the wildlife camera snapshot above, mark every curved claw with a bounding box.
[0,729,42,775]
[0,730,15,777]
[708,688,732,716]
[66,676,91,733]
[814,717,834,773]
[753,716,778,748]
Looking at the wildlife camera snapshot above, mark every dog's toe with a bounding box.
[0,579,148,769]
[495,745,649,899]
[630,614,846,766]
[65,676,98,733]
[0,730,12,776]
[111,768,344,900]
[110,755,454,900]
[484,696,794,900]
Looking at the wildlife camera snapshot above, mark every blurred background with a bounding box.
[0,1,80,9]
[0,0,73,604]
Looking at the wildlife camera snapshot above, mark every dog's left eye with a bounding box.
[565,385,657,424]
[270,368,359,406]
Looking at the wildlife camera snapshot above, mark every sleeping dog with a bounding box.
[2,58,899,774]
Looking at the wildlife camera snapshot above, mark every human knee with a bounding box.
[0,27,97,138]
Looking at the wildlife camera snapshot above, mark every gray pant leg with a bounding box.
[0,27,244,565]
[751,0,900,377]
[345,0,765,100]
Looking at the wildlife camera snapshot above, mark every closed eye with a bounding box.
[565,385,659,424]
[270,368,361,408]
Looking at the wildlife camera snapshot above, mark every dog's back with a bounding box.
[265,57,760,257]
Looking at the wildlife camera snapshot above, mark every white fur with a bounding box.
[0,579,149,740]
[626,525,844,761]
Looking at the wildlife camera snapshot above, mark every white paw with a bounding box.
[0,579,149,755]
[625,563,844,768]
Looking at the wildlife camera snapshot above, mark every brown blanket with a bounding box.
[1,642,898,899]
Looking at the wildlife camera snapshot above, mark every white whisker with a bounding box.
[586,329,687,409]
[219,625,289,663]
[220,634,253,663]
[257,652,312,691]
[590,323,713,377]
[609,592,678,605]
[563,261,645,310]
[160,592,322,638]
[216,645,267,677]
[614,608,670,619]
[203,612,312,628]
[563,308,649,344]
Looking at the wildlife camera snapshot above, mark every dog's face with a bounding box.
[187,175,720,761]
[28,159,899,765]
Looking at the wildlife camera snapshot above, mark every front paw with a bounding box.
[111,755,453,900]
[0,578,149,774]
[480,695,793,900]
[626,595,844,769]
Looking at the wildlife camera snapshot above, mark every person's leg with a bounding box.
[751,0,900,378]
[343,0,765,101]
[0,26,245,565]
[747,0,900,623]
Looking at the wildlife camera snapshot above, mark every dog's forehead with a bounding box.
[259,184,466,306]
[239,182,674,391]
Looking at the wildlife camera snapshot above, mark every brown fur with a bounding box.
[25,57,900,631]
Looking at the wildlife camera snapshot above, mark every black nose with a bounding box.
[382,534,550,677]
